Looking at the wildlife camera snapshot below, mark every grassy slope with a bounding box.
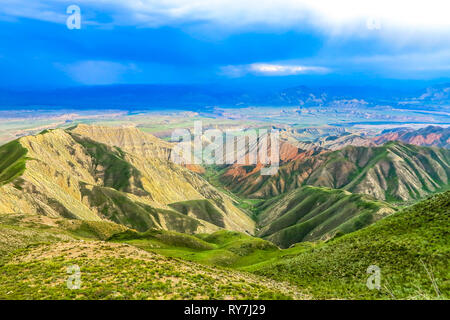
[0,216,302,300]
[0,140,28,186]
[0,214,127,263]
[257,186,394,248]
[252,191,450,299]
[109,229,310,270]
[1,191,448,299]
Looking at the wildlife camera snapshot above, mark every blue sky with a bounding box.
[1,0,449,89]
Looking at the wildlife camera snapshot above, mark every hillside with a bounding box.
[220,148,325,197]
[0,140,28,187]
[0,126,254,234]
[1,189,447,299]
[0,215,304,300]
[307,142,450,201]
[256,186,395,248]
[253,191,450,299]
[220,141,450,202]
[109,229,287,269]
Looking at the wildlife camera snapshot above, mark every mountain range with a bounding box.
[1,83,449,109]
[374,126,450,149]
[0,123,449,299]
[221,140,450,201]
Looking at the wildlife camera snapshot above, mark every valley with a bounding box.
[0,121,449,300]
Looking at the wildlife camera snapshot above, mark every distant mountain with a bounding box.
[0,125,254,234]
[2,83,448,109]
[256,186,395,248]
[269,85,329,106]
[0,85,245,109]
[416,83,450,103]
[221,141,450,202]
[374,126,450,149]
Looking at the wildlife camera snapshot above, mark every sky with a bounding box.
[0,0,449,89]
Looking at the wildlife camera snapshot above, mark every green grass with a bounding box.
[257,186,395,248]
[109,229,309,270]
[0,140,28,186]
[109,229,216,250]
[0,242,297,300]
[252,191,450,299]
[0,214,126,264]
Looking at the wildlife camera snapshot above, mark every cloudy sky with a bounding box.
[1,0,449,88]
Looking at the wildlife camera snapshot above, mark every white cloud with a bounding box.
[3,0,450,33]
[221,63,330,77]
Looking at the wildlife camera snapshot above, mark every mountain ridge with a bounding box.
[0,126,255,234]
[220,141,450,202]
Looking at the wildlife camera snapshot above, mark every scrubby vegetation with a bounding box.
[252,191,450,299]
[0,241,303,300]
[109,229,309,269]
[0,214,127,263]
[1,191,448,300]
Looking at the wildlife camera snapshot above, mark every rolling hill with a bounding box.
[253,191,450,299]
[0,125,254,234]
[255,186,395,248]
[0,214,303,300]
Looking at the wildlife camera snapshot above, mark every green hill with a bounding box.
[1,191,448,299]
[0,215,305,300]
[0,214,128,263]
[109,229,290,269]
[0,241,303,300]
[252,191,450,299]
[256,186,395,248]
